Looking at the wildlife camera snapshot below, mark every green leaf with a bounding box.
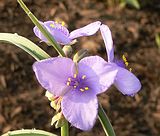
[126,0,140,9]
[155,33,160,48]
[17,0,66,57]
[98,104,116,136]
[0,33,50,61]
[2,129,57,136]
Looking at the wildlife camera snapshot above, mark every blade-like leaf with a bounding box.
[17,0,66,57]
[98,104,116,136]
[0,33,50,61]
[2,129,57,136]
[155,33,160,48]
[126,0,140,9]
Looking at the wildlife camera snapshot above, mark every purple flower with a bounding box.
[33,56,118,130]
[100,24,141,95]
[33,21,101,45]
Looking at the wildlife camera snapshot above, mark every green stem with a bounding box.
[17,0,66,57]
[61,121,69,136]
[98,104,116,136]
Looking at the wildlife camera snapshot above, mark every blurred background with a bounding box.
[0,0,160,135]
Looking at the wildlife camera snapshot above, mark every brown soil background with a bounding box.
[0,0,160,136]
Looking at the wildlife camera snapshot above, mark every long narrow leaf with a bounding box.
[155,33,160,48]
[17,0,66,57]
[0,33,50,61]
[98,104,116,136]
[2,129,57,136]
[126,0,140,9]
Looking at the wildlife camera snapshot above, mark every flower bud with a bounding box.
[62,45,73,57]
[51,112,61,126]
[55,116,66,128]
[51,112,66,128]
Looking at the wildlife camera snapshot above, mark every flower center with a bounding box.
[66,74,89,92]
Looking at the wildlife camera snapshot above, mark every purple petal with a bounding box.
[114,66,141,95]
[69,21,101,40]
[100,24,114,62]
[48,29,71,45]
[33,22,48,42]
[114,58,125,68]
[61,90,98,131]
[44,21,71,45]
[33,21,71,45]
[77,61,101,95]
[33,57,75,96]
[44,21,70,36]
[79,56,118,94]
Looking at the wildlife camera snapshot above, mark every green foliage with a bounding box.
[98,104,116,136]
[120,0,140,9]
[155,33,160,48]
[17,0,66,57]
[2,129,57,136]
[105,0,140,9]
[0,33,50,61]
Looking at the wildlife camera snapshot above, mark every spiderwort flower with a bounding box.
[33,21,101,45]
[33,56,118,130]
[100,24,141,95]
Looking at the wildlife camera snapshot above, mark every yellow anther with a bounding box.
[122,54,133,72]
[122,54,130,67]
[68,77,71,82]
[82,75,86,79]
[73,74,77,78]
[50,24,55,28]
[55,20,58,24]
[80,88,85,92]
[122,54,127,62]
[129,68,132,72]
[84,87,89,90]
[66,82,70,86]
[74,86,77,88]
[125,62,129,66]
[61,21,65,26]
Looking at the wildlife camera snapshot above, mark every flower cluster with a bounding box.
[33,21,141,131]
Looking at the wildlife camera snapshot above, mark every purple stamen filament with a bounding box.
[66,74,89,92]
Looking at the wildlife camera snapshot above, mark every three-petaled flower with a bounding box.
[33,21,101,45]
[100,24,141,95]
[33,56,118,130]
[33,21,141,131]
